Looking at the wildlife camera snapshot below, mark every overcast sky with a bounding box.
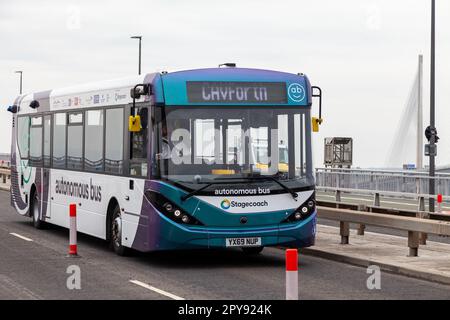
[1,0,449,168]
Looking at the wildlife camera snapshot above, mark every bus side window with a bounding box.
[85,109,104,172]
[30,116,43,167]
[105,108,124,174]
[43,115,51,167]
[53,113,66,168]
[129,107,148,177]
[17,116,30,160]
[67,112,83,170]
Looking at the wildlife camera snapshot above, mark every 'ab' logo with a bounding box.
[221,199,231,210]
[288,83,305,102]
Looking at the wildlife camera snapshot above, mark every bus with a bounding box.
[8,66,323,255]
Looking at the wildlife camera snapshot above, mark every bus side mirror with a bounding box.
[312,117,323,132]
[7,105,18,113]
[311,86,323,133]
[129,115,141,132]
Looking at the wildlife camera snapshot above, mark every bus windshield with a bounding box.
[152,106,312,188]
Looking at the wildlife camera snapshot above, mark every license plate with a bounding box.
[226,237,261,247]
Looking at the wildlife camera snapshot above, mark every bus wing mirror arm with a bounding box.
[311,86,323,132]
[129,84,152,132]
[130,83,152,109]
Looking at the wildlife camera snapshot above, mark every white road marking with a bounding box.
[129,280,184,300]
[9,233,33,242]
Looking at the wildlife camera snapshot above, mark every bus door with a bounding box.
[42,115,52,219]
[122,103,150,246]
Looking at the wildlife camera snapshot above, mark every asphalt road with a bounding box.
[1,191,450,300]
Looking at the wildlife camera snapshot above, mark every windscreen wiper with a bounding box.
[180,183,214,201]
[214,175,298,200]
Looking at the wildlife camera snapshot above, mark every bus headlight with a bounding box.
[282,193,315,223]
[164,202,173,212]
[144,190,203,226]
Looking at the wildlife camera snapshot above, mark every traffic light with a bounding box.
[425,126,440,143]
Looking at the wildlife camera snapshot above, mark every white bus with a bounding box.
[9,67,321,255]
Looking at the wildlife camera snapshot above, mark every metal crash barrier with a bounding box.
[317,206,450,257]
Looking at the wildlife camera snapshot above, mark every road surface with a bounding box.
[1,191,449,299]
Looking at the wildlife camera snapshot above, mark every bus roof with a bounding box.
[12,67,312,114]
[156,68,312,106]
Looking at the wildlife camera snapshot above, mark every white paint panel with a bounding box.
[196,190,314,213]
[49,170,145,244]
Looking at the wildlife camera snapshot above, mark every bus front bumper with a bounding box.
[146,212,316,251]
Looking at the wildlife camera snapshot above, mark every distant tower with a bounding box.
[324,137,353,168]
[417,54,424,170]
[385,54,424,169]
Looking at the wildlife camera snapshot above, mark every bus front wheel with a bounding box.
[31,190,45,229]
[110,205,129,256]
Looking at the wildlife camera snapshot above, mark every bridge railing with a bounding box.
[0,168,11,191]
[315,168,450,196]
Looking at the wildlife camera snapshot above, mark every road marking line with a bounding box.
[9,233,33,242]
[129,280,184,300]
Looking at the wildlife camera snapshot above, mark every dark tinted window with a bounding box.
[43,115,51,167]
[85,110,104,172]
[105,108,124,174]
[29,116,43,166]
[67,112,83,170]
[53,113,66,168]
[17,116,30,159]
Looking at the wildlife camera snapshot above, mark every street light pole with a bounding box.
[130,36,142,75]
[15,71,23,94]
[429,0,436,213]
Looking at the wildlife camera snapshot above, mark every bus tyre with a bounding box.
[110,205,129,256]
[31,191,44,229]
[242,247,264,255]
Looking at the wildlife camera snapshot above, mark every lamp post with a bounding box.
[429,0,436,213]
[15,71,23,94]
[130,36,142,75]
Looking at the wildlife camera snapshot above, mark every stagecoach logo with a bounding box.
[288,83,305,102]
[220,199,231,210]
[221,199,269,210]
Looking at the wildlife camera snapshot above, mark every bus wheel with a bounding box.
[31,191,44,229]
[110,205,128,256]
[242,247,264,255]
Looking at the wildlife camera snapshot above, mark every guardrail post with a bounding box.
[357,204,366,235]
[335,190,341,205]
[2,174,5,184]
[373,193,380,207]
[416,211,429,245]
[418,196,425,212]
[340,221,350,244]
[408,231,419,257]
[416,197,428,245]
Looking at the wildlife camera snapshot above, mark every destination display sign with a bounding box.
[186,81,287,104]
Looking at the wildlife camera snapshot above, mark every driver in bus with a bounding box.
[156,124,171,160]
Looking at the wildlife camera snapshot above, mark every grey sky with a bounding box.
[1,0,449,168]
